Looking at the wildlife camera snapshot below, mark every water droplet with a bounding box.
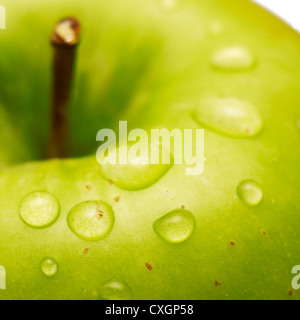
[156,0,182,13]
[100,145,172,190]
[209,21,223,35]
[211,46,256,71]
[194,97,263,138]
[297,119,300,129]
[153,209,196,244]
[19,191,60,228]
[40,257,58,277]
[237,180,263,206]
[99,281,133,300]
[67,200,115,242]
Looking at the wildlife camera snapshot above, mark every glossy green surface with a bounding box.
[0,0,299,299]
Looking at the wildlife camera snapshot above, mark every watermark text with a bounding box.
[96,121,205,176]
[0,266,6,290]
[0,5,6,29]
[292,265,300,290]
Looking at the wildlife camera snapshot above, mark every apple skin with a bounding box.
[0,0,300,300]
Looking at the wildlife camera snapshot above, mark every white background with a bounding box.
[253,0,300,31]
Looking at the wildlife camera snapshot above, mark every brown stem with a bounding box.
[47,17,80,158]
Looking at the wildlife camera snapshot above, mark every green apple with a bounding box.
[0,0,300,300]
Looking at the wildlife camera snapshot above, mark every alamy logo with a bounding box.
[0,266,6,289]
[96,121,205,176]
[292,265,300,290]
[0,5,5,29]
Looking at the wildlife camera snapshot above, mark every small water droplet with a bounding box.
[99,281,133,300]
[40,257,58,277]
[19,191,60,228]
[153,209,196,244]
[209,21,223,35]
[297,119,300,129]
[211,46,256,71]
[237,180,263,206]
[100,145,172,190]
[67,200,115,242]
[194,97,263,138]
[156,0,182,13]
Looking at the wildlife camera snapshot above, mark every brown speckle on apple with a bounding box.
[215,280,221,286]
[96,208,104,218]
[145,262,153,271]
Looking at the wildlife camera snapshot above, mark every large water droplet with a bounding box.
[40,257,58,277]
[99,145,172,190]
[211,46,256,71]
[67,201,115,242]
[237,180,263,206]
[153,209,196,244]
[194,97,263,138]
[19,191,60,228]
[99,280,133,300]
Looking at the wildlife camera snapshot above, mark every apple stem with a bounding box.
[47,17,80,158]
